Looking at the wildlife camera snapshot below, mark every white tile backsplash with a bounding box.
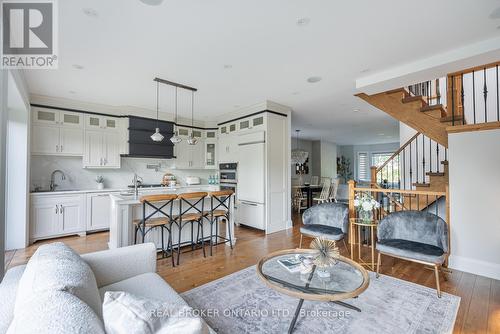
[30,156,217,191]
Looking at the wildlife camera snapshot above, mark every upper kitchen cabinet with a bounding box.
[85,114,119,131]
[31,107,84,156]
[83,130,121,168]
[205,141,217,169]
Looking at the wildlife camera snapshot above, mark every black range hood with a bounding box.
[123,116,175,159]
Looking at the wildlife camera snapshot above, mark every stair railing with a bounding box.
[371,132,447,191]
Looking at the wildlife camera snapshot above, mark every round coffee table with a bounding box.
[256,249,370,333]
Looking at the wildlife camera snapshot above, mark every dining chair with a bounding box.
[328,178,340,202]
[313,178,331,204]
[292,187,307,212]
[310,175,319,186]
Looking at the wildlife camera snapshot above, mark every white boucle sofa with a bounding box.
[0,243,208,333]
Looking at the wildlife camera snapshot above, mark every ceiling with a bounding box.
[24,0,500,145]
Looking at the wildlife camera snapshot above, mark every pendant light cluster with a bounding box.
[150,77,198,145]
[150,81,165,142]
[291,129,309,164]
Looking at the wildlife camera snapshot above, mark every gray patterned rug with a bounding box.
[181,266,460,334]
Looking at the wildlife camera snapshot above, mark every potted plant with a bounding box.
[354,193,380,224]
[95,175,105,190]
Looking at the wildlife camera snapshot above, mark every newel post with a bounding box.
[370,166,378,187]
[348,180,356,258]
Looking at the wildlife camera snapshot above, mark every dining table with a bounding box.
[293,184,322,208]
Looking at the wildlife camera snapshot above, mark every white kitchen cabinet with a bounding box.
[83,130,121,168]
[85,115,119,130]
[218,134,238,163]
[31,124,84,156]
[86,193,116,231]
[205,140,217,169]
[33,108,83,128]
[30,194,86,241]
[173,129,206,169]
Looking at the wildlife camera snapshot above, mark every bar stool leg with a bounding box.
[134,226,138,245]
[160,226,165,259]
[227,216,233,249]
[177,223,182,266]
[215,217,219,245]
[210,219,214,256]
[199,220,206,258]
[190,221,195,251]
[167,226,175,267]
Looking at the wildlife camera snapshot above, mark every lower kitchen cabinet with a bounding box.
[30,194,86,241]
[86,192,117,231]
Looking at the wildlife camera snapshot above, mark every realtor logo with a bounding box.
[1,0,58,69]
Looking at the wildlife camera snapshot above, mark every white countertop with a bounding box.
[109,185,221,205]
[30,184,220,197]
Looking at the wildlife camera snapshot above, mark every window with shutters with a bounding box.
[357,152,369,181]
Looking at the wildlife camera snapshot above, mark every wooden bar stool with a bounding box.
[206,190,234,256]
[174,192,207,265]
[133,194,177,267]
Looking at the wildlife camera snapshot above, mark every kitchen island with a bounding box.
[109,185,236,250]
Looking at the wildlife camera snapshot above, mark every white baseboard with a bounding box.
[448,255,500,280]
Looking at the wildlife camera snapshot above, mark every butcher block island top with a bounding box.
[108,185,237,249]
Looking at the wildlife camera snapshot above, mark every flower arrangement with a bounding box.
[354,193,380,223]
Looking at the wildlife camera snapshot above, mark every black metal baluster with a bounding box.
[422,135,426,184]
[483,68,488,123]
[445,148,448,162]
[429,137,432,173]
[403,149,406,190]
[451,75,455,125]
[416,135,419,183]
[391,159,394,189]
[436,142,440,173]
[409,142,413,188]
[472,70,476,124]
[436,78,441,105]
[461,74,465,125]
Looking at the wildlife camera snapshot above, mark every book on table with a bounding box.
[277,257,302,273]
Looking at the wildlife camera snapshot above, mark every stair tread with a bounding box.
[402,95,427,105]
[440,114,463,122]
[426,172,445,176]
[413,182,431,187]
[385,88,410,97]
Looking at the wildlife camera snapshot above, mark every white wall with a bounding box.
[6,71,30,250]
[320,141,337,180]
[448,129,500,280]
[0,71,7,279]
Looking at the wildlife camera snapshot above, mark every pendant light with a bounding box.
[291,129,308,164]
[150,81,164,142]
[187,90,198,145]
[170,86,182,143]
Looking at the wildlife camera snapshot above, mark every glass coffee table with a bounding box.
[257,249,370,333]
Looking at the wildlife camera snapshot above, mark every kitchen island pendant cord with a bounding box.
[187,90,198,145]
[170,86,182,143]
[150,81,164,142]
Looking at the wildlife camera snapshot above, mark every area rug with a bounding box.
[181,266,460,334]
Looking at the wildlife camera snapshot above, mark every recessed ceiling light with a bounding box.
[296,17,310,26]
[139,0,164,6]
[72,64,84,70]
[360,68,370,73]
[353,109,360,113]
[307,76,322,83]
[82,8,98,18]
[223,64,232,69]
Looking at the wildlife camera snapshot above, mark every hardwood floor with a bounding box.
[4,215,500,334]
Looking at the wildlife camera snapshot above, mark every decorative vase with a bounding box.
[359,210,372,224]
[97,183,104,190]
[317,267,331,279]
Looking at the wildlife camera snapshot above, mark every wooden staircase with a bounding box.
[356,87,460,148]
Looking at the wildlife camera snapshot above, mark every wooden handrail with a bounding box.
[375,132,420,173]
[447,60,500,77]
[353,186,446,196]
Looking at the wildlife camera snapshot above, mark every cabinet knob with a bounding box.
[55,205,58,214]
[56,145,59,152]
[60,205,64,214]
[60,145,63,152]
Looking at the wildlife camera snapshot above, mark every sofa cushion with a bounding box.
[14,242,102,318]
[0,265,26,334]
[103,291,207,334]
[7,290,104,334]
[300,224,344,241]
[376,239,446,264]
[99,272,187,308]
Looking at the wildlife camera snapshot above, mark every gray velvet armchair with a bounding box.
[375,210,449,297]
[300,202,349,252]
